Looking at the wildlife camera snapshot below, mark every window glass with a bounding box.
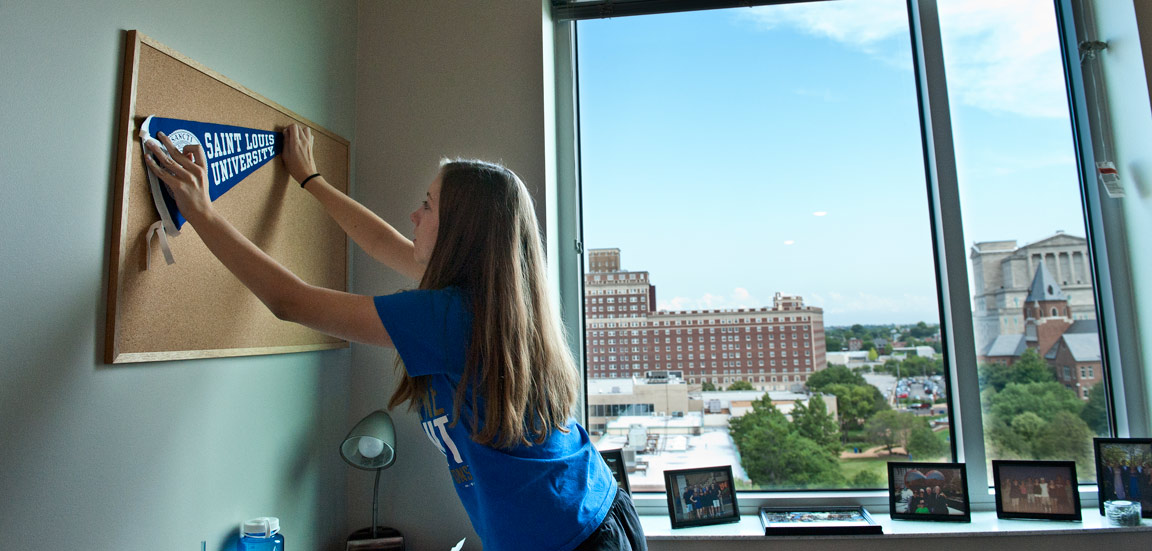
[578,0,952,492]
[937,0,1110,481]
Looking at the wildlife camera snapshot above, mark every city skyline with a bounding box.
[577,0,1089,327]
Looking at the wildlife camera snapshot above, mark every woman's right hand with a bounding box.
[283,123,318,184]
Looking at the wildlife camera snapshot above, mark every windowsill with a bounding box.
[638,509,1150,540]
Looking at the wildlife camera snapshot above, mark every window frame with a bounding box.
[551,0,1148,515]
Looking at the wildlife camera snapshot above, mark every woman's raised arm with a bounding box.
[144,131,394,348]
[283,124,425,281]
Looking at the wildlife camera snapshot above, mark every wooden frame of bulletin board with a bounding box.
[105,30,350,363]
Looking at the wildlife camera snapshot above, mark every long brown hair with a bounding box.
[388,160,579,448]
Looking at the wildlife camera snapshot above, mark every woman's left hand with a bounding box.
[144,131,213,222]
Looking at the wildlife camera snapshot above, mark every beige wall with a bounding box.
[349,1,551,548]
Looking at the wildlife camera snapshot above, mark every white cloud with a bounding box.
[742,0,908,51]
[741,0,1069,119]
[658,287,763,311]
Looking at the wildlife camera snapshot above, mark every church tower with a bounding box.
[1023,262,1072,357]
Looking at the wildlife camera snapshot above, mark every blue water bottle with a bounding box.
[239,517,285,551]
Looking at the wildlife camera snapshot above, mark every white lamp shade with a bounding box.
[340,410,396,470]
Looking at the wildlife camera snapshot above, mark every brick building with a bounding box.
[969,232,1097,353]
[583,249,827,391]
[979,261,1103,400]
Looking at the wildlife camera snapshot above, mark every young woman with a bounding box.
[143,124,646,551]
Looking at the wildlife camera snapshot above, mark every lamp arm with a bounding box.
[372,468,381,538]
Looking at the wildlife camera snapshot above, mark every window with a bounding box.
[938,0,1112,480]
[563,0,1128,500]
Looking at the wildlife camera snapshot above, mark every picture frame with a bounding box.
[887,462,971,522]
[1093,437,1152,518]
[599,448,631,495]
[663,465,740,529]
[992,460,1081,521]
[758,506,882,536]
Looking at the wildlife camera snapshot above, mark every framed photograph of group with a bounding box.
[599,448,631,495]
[663,465,740,529]
[886,462,971,522]
[992,460,1081,521]
[1093,438,1152,518]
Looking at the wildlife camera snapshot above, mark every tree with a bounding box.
[729,396,845,488]
[1081,382,1109,436]
[985,381,1084,421]
[868,348,879,362]
[908,321,935,339]
[865,410,921,455]
[982,380,1095,465]
[825,383,888,434]
[850,469,885,488]
[805,364,865,392]
[790,397,841,454]
[701,381,716,391]
[978,348,1055,392]
[825,335,844,352]
[727,380,754,391]
[907,426,947,460]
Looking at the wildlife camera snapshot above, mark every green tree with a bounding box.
[805,364,865,392]
[850,469,885,488]
[985,381,1084,421]
[865,410,921,455]
[727,380,754,391]
[701,381,716,391]
[978,348,1055,392]
[908,321,934,339]
[791,397,841,454]
[868,348,879,362]
[729,397,845,488]
[825,383,888,433]
[1081,382,1109,436]
[982,380,1095,466]
[907,426,946,460]
[825,335,845,352]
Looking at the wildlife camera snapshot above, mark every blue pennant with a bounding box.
[141,116,283,229]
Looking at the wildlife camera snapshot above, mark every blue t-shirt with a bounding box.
[374,288,617,551]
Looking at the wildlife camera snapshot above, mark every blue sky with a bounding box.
[576,0,1086,326]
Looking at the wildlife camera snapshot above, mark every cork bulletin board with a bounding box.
[105,30,349,363]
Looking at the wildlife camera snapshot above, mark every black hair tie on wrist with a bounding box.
[300,173,322,188]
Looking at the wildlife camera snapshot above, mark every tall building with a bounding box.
[969,232,1096,353]
[583,249,826,391]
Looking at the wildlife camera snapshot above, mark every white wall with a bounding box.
[0,1,357,549]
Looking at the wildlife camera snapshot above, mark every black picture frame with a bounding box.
[1093,437,1152,518]
[663,465,740,529]
[758,506,882,536]
[599,448,631,495]
[992,460,1082,521]
[887,462,971,522]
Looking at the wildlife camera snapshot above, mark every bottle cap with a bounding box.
[241,517,280,538]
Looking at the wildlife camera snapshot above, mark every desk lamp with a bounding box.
[340,410,403,549]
